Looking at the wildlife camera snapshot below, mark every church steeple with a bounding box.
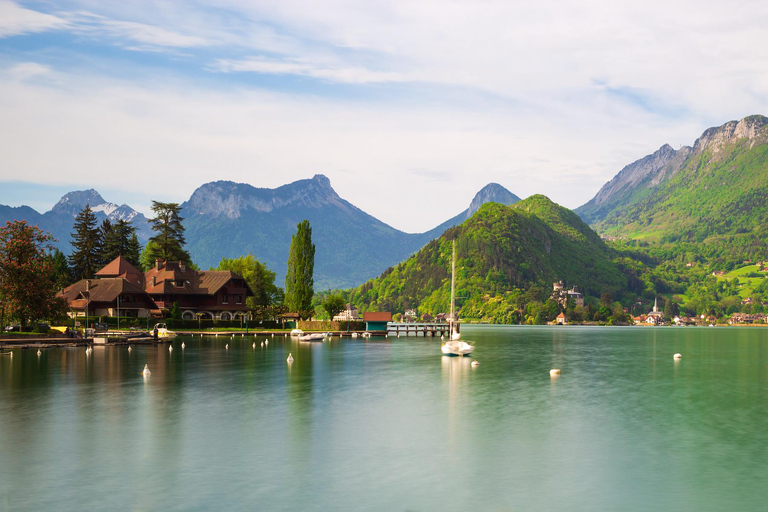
[653,296,658,313]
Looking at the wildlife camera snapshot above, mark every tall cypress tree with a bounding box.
[146,201,192,265]
[69,204,101,280]
[284,220,315,318]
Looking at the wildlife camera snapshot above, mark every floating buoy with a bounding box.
[9,351,12,358]
[550,369,561,375]
[261,341,264,347]
[471,359,479,367]
[674,353,682,360]
[287,353,294,363]
[231,334,234,339]
[265,340,269,346]
[181,342,185,349]
[128,346,132,352]
[271,333,274,338]
[252,342,256,348]
[225,344,229,350]
[142,364,151,376]
[37,349,42,356]
[169,345,173,353]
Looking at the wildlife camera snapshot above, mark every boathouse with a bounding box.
[363,312,392,332]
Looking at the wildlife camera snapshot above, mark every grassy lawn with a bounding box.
[715,264,768,297]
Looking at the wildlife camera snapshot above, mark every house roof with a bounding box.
[58,278,149,307]
[144,261,251,296]
[557,312,566,318]
[364,312,392,322]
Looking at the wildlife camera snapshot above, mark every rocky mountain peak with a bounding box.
[466,183,520,218]
[52,189,107,217]
[185,175,345,219]
[693,114,768,155]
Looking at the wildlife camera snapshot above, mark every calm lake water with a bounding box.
[1,326,767,511]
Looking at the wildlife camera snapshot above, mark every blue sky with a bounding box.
[1,0,767,232]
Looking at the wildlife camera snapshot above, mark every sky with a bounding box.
[1,0,767,232]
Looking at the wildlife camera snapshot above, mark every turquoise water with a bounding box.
[1,326,767,511]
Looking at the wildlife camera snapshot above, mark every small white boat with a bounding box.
[290,329,304,337]
[299,333,326,342]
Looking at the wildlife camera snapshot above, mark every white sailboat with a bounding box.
[441,241,474,357]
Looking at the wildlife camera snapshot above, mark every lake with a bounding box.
[1,326,767,511]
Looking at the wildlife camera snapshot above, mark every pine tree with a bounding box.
[125,233,142,268]
[100,219,138,265]
[50,249,72,289]
[285,220,315,318]
[69,205,101,280]
[146,201,192,265]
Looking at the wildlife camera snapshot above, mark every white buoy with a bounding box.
[142,364,151,376]
[471,359,479,367]
[674,353,682,359]
[550,368,561,375]
[9,351,12,358]
[231,334,234,339]
[169,345,173,352]
[128,346,132,352]
[253,342,256,348]
[225,343,229,350]
[181,342,185,349]
[287,353,294,363]
[265,339,269,346]
[261,341,264,347]
[271,333,274,338]
[37,349,42,356]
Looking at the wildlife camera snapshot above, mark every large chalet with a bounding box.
[58,256,253,320]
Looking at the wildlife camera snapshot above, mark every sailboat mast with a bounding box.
[450,240,456,324]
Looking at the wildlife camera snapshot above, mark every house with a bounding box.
[403,309,418,322]
[59,256,253,320]
[333,304,360,321]
[363,312,392,332]
[59,277,157,319]
[646,297,664,325]
[555,312,567,325]
[145,260,252,320]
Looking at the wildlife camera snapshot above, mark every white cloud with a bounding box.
[0,0,68,37]
[7,62,50,81]
[215,56,405,84]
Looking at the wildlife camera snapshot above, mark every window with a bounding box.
[175,280,184,287]
[236,295,242,304]
[222,294,228,304]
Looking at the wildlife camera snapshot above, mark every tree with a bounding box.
[69,204,101,280]
[146,201,192,265]
[322,294,346,320]
[0,221,66,329]
[285,220,315,318]
[100,218,140,266]
[50,249,72,289]
[216,255,281,310]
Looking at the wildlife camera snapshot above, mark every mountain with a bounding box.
[422,183,520,239]
[182,175,521,290]
[575,115,768,262]
[346,195,627,319]
[0,189,151,253]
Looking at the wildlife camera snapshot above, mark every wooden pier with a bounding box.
[387,322,454,337]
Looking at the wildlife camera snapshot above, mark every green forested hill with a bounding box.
[346,195,628,322]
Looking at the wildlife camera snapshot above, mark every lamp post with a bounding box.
[84,280,90,342]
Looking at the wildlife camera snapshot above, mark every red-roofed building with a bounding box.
[59,257,253,320]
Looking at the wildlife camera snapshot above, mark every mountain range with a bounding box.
[0,178,520,290]
[575,114,768,261]
[0,189,152,253]
[181,176,520,289]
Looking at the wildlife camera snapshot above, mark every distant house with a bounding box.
[333,304,360,322]
[59,257,253,321]
[364,311,392,332]
[555,312,567,325]
[403,309,418,322]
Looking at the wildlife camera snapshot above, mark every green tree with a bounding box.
[170,301,182,320]
[69,204,101,280]
[0,221,66,329]
[216,255,281,310]
[100,218,139,266]
[322,294,346,320]
[49,249,72,290]
[146,201,192,265]
[285,220,315,318]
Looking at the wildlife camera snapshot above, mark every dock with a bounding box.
[387,322,453,337]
